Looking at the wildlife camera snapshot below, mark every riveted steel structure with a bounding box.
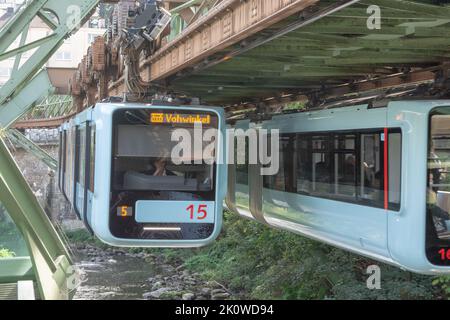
[0,0,101,300]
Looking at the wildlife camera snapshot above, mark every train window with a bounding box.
[297,136,311,193]
[388,132,401,206]
[89,124,95,192]
[427,108,450,266]
[64,128,73,198]
[234,134,251,213]
[360,133,383,203]
[276,129,401,210]
[113,124,214,192]
[77,126,86,188]
[110,109,219,241]
[311,135,332,194]
[263,134,296,192]
[333,134,356,198]
[71,127,76,200]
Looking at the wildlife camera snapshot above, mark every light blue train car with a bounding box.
[59,102,227,247]
[226,100,450,274]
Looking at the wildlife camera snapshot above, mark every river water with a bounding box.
[73,253,155,300]
[71,244,232,300]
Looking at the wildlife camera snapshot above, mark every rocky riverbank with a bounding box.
[72,244,233,300]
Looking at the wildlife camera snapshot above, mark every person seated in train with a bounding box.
[152,157,171,176]
[142,157,175,177]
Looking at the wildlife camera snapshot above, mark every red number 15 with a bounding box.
[186,204,208,220]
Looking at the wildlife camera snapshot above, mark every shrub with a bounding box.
[0,248,15,258]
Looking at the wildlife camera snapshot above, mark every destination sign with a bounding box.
[150,113,211,125]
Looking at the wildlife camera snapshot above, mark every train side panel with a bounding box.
[230,105,396,265]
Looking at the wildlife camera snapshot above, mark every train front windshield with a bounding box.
[110,108,218,241]
[427,107,450,266]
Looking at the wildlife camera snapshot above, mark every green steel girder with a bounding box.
[0,257,35,284]
[16,94,74,124]
[0,137,72,299]
[170,0,450,105]
[0,0,101,126]
[27,95,74,120]
[170,0,202,14]
[0,70,54,128]
[7,129,58,171]
[0,0,101,300]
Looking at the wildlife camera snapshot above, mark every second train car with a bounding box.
[226,100,450,274]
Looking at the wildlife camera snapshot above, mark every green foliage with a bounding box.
[283,102,306,111]
[432,276,450,299]
[179,212,441,300]
[0,248,15,258]
[64,229,110,249]
[66,212,447,300]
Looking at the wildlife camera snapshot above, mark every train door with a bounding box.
[74,123,86,220]
[71,117,96,233]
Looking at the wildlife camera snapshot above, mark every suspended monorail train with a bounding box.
[59,100,450,274]
[226,100,450,274]
[58,102,227,247]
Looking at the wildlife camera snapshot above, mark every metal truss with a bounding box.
[25,95,74,120]
[0,0,101,300]
[6,129,58,170]
[0,0,100,128]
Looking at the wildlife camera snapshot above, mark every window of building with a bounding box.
[88,33,98,45]
[55,51,72,61]
[0,67,11,77]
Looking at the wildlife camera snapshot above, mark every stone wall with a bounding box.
[9,143,75,223]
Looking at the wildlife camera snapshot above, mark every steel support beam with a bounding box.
[148,0,321,81]
[0,0,101,108]
[13,113,75,130]
[7,129,58,171]
[0,70,53,129]
[0,137,71,300]
[0,0,101,300]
